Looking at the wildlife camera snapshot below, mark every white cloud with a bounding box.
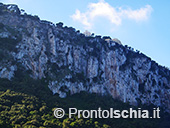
[72,9,92,29]
[71,0,153,29]
[1,0,30,4]
[1,0,17,3]
[120,5,153,21]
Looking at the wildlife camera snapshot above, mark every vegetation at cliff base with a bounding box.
[0,78,170,128]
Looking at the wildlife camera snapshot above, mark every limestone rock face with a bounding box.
[0,3,170,112]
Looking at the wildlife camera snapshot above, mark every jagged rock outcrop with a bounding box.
[0,3,170,112]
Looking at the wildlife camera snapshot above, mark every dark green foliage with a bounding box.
[0,49,11,61]
[46,62,71,82]
[76,72,85,82]
[102,36,111,40]
[0,23,21,61]
[0,4,5,15]
[56,22,63,28]
[70,72,86,83]
[0,77,169,128]
[0,38,18,51]
[150,61,158,72]
[24,14,40,21]
[0,36,20,61]
[119,51,135,71]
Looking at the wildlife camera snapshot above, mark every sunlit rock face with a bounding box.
[0,3,170,112]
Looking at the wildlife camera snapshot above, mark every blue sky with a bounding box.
[1,0,170,68]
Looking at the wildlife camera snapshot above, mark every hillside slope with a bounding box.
[1,78,169,128]
[0,3,170,113]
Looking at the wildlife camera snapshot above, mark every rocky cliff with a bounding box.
[0,3,170,112]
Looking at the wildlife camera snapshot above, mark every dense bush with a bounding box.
[0,77,169,128]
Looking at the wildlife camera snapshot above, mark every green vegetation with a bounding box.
[0,38,18,51]
[0,23,21,61]
[0,77,169,128]
[0,37,20,61]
